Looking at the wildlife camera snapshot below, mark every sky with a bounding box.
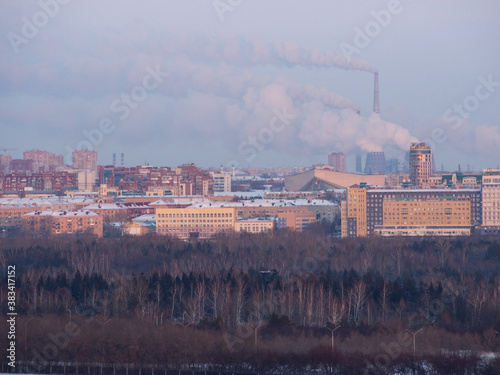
[0,1,499,172]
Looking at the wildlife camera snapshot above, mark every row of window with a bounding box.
[158,212,232,219]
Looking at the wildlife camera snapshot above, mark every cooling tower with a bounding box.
[364,152,386,174]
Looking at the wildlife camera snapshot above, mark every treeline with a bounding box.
[6,264,500,331]
[1,232,500,371]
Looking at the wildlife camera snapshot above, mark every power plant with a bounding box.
[364,151,386,174]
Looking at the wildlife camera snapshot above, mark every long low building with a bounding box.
[22,210,103,238]
[154,198,337,239]
[342,185,481,238]
[284,166,386,191]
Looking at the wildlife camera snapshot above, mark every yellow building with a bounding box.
[375,199,471,236]
[341,186,367,238]
[156,206,236,240]
[235,218,275,233]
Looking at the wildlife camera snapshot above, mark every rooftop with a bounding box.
[23,210,101,217]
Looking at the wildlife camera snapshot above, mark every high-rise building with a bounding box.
[481,168,500,234]
[211,172,232,193]
[23,150,64,172]
[73,150,98,172]
[10,159,34,174]
[328,152,346,172]
[356,154,362,173]
[409,143,433,187]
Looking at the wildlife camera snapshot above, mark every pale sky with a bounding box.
[1,1,499,172]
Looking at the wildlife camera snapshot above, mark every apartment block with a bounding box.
[235,217,275,233]
[481,168,500,234]
[212,172,232,193]
[22,210,103,238]
[23,150,64,172]
[328,152,346,172]
[409,143,433,188]
[341,186,367,238]
[375,200,471,236]
[342,186,480,238]
[73,150,98,172]
[277,211,316,231]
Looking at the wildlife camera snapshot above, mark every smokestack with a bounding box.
[112,153,116,166]
[121,153,124,167]
[373,72,380,114]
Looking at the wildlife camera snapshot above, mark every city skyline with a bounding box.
[1,1,499,171]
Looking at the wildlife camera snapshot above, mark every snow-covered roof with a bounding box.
[84,202,152,210]
[186,199,337,209]
[23,210,101,217]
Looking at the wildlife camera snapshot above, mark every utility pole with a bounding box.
[96,318,111,364]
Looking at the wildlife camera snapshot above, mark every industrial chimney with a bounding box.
[121,153,124,167]
[112,153,116,166]
[373,72,380,114]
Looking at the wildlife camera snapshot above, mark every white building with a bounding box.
[481,169,500,234]
[211,172,231,193]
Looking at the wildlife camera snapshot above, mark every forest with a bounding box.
[1,231,500,374]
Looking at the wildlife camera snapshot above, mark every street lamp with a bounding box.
[325,325,341,355]
[95,318,111,364]
[405,328,424,362]
[178,312,193,367]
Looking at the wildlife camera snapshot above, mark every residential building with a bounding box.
[10,159,34,174]
[374,200,471,236]
[22,210,103,238]
[73,150,98,172]
[342,185,481,238]
[277,211,316,231]
[481,168,500,234]
[23,150,64,172]
[328,152,346,172]
[341,185,367,238]
[83,202,154,222]
[212,172,232,193]
[235,217,275,233]
[409,143,433,187]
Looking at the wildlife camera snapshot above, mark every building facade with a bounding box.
[23,150,64,172]
[212,172,232,193]
[409,143,433,187]
[22,210,103,238]
[73,150,98,172]
[342,186,481,238]
[328,152,346,172]
[481,168,500,234]
[156,206,236,240]
[235,218,275,233]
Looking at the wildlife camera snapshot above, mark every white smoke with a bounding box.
[163,31,378,73]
